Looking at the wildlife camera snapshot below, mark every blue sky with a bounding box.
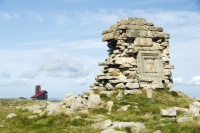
[0,0,200,99]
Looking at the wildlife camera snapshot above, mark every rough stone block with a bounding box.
[146,38,153,46]
[142,88,153,98]
[176,117,194,123]
[147,22,154,26]
[91,119,112,130]
[126,83,139,89]
[163,48,169,55]
[116,83,126,89]
[160,108,177,117]
[161,41,169,46]
[155,32,165,38]
[155,27,163,32]
[165,33,170,39]
[124,89,142,95]
[105,83,114,90]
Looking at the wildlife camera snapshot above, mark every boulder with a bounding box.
[27,115,38,119]
[0,125,5,128]
[130,122,146,133]
[117,105,130,112]
[87,92,105,109]
[116,90,123,100]
[153,130,162,133]
[70,96,87,112]
[160,108,176,117]
[6,113,17,119]
[191,101,200,107]
[62,93,77,107]
[112,122,146,133]
[106,101,114,114]
[22,105,41,111]
[189,104,199,116]
[112,122,135,129]
[101,128,126,133]
[142,88,153,98]
[33,109,43,115]
[46,102,67,116]
[173,107,190,116]
[91,119,112,130]
[176,117,194,123]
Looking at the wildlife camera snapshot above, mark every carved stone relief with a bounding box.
[137,51,164,81]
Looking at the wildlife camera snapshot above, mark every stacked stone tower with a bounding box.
[90,17,174,95]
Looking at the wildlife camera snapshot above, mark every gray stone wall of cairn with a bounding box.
[90,17,174,95]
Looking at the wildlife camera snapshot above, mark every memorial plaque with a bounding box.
[137,51,164,81]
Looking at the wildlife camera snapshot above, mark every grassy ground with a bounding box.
[0,89,200,133]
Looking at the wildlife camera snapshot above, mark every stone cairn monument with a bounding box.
[90,17,174,97]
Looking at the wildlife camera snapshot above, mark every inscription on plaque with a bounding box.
[145,59,156,73]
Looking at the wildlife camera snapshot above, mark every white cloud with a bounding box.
[0,71,11,79]
[76,77,88,85]
[18,39,105,51]
[26,12,44,22]
[19,70,39,80]
[188,76,200,85]
[62,39,105,50]
[75,10,120,25]
[40,53,89,78]
[24,39,61,45]
[173,77,185,84]
[0,79,30,87]
[49,13,72,26]
[173,76,200,86]
[0,12,20,21]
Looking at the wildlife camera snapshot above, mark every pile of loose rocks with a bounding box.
[16,91,105,116]
[90,17,174,97]
[160,101,200,123]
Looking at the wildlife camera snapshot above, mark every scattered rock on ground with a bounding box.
[105,101,114,114]
[91,119,112,130]
[176,117,194,123]
[27,115,38,119]
[101,128,126,133]
[33,109,43,114]
[160,108,176,117]
[131,122,146,133]
[87,92,105,109]
[112,121,146,133]
[6,113,17,119]
[22,105,42,111]
[153,130,162,133]
[117,105,130,112]
[116,90,123,100]
[46,102,68,116]
[0,125,5,128]
[189,102,200,116]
